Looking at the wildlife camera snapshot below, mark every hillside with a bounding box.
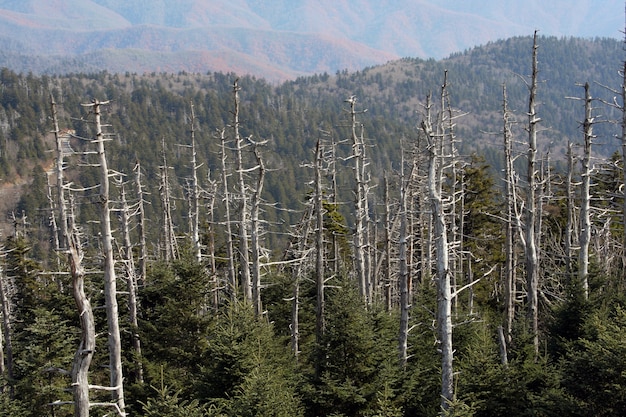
[1,35,623,249]
[0,0,622,81]
[4,35,626,417]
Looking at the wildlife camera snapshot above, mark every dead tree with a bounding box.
[422,89,454,411]
[50,94,94,415]
[346,96,370,304]
[565,143,575,277]
[118,180,143,384]
[578,82,594,300]
[205,170,219,309]
[82,99,125,414]
[67,196,95,417]
[250,140,266,317]
[188,102,202,264]
[525,32,541,356]
[232,80,252,303]
[502,84,516,347]
[0,253,14,398]
[622,58,626,273]
[159,138,179,262]
[398,160,410,369]
[219,127,237,299]
[133,160,147,286]
[314,139,326,347]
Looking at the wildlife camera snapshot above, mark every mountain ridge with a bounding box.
[0,1,622,82]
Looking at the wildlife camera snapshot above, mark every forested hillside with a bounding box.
[1,35,626,416]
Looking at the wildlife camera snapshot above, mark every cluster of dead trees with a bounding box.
[1,32,626,417]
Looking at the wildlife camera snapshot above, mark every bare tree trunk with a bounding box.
[251,143,266,317]
[51,93,69,252]
[133,160,147,286]
[422,111,453,412]
[119,182,143,384]
[621,60,626,274]
[67,197,95,417]
[205,172,219,310]
[502,84,516,346]
[398,163,410,369]
[579,82,593,300]
[526,32,540,356]
[189,102,202,264]
[219,128,237,299]
[346,96,369,304]
[565,143,575,278]
[233,80,252,303]
[0,261,14,398]
[85,99,125,413]
[383,175,393,312]
[314,139,325,347]
[159,138,179,262]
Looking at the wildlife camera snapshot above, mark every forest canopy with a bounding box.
[0,35,626,416]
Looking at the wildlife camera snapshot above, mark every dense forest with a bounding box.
[1,34,626,416]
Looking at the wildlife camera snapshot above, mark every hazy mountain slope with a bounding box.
[0,0,622,81]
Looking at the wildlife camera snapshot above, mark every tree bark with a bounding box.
[86,99,125,413]
[579,82,593,300]
[526,32,540,356]
[233,80,252,303]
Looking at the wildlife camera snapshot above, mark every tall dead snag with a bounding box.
[383,175,393,312]
[82,99,125,414]
[205,171,219,309]
[346,96,371,304]
[422,98,454,411]
[219,127,237,299]
[502,84,516,348]
[67,196,95,417]
[578,82,594,300]
[118,180,143,384]
[133,160,147,286]
[51,94,95,415]
[188,102,202,264]
[398,161,410,369]
[525,31,541,356]
[287,203,314,360]
[159,138,179,262]
[250,140,266,317]
[314,139,325,348]
[0,253,14,398]
[233,80,252,303]
[565,143,575,277]
[621,57,626,275]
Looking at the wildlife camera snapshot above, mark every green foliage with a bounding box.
[140,386,210,417]
[0,392,29,417]
[561,306,626,415]
[12,308,74,417]
[139,257,213,394]
[304,278,400,417]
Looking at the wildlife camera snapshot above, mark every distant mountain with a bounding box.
[0,0,623,81]
[0,35,623,241]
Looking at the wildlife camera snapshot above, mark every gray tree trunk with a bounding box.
[422,113,454,412]
[251,143,266,317]
[86,99,125,413]
[579,82,593,300]
[120,182,143,384]
[502,84,516,345]
[233,80,252,303]
[525,32,540,356]
[346,97,369,304]
[398,163,410,369]
[133,161,147,286]
[219,128,237,299]
[67,197,95,417]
